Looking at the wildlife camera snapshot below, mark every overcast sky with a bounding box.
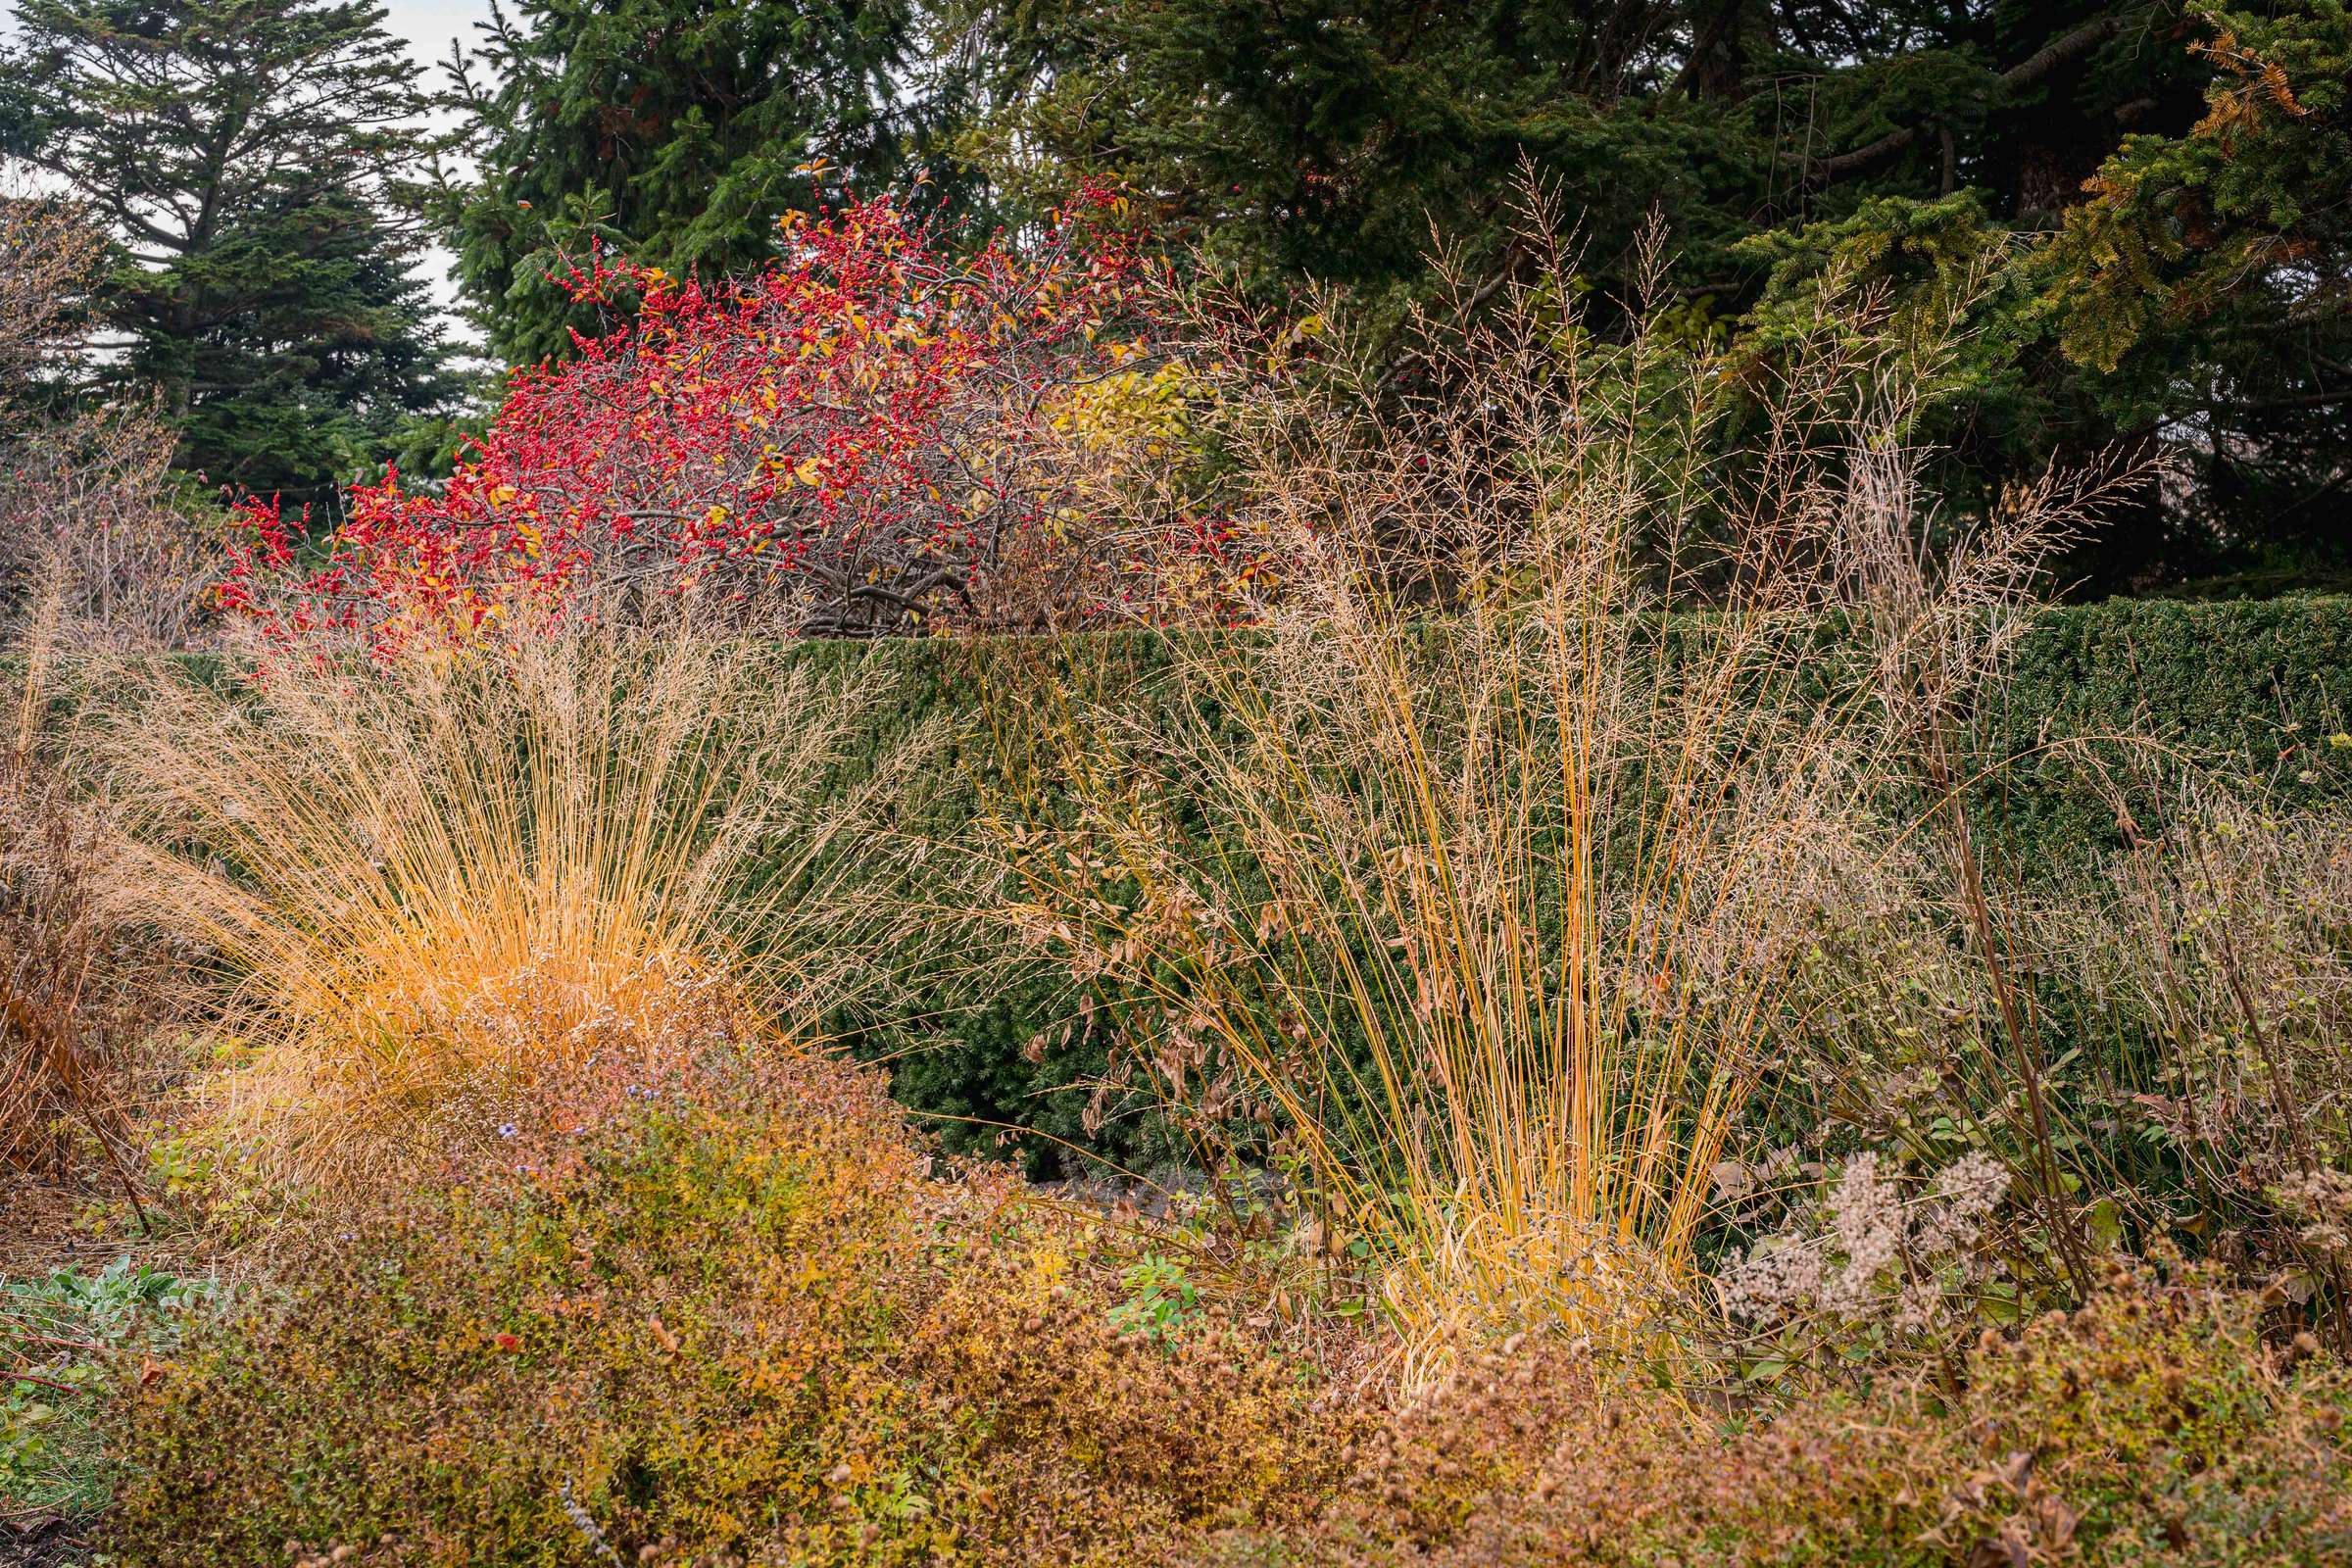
[386,0,493,70]
[382,0,496,334]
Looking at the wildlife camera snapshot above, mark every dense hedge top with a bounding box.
[776,594,2352,872]
[771,598,2352,1171]
[12,598,2349,1172]
[1971,598,2348,879]
[793,592,2352,770]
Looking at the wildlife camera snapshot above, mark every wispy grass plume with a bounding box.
[984,191,2129,1385]
[91,633,909,1187]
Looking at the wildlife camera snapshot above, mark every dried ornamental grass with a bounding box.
[86,632,920,1188]
[0,628,158,1215]
[985,192,2136,1387]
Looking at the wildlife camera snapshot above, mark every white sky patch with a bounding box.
[389,0,497,343]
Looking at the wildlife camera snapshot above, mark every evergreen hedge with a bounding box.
[787,597,2352,1172]
[14,597,2348,1173]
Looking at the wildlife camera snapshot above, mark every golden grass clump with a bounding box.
[983,194,2136,1385]
[87,632,909,1187]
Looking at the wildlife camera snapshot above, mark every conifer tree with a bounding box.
[440,0,940,366]
[9,0,462,508]
[949,0,2352,589]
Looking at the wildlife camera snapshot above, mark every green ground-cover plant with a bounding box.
[1,1255,211,1521]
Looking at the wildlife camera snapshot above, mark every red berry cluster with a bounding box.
[219,184,1192,654]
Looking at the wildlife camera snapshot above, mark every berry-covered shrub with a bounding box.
[218,187,1257,653]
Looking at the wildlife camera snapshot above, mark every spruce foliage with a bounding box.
[438,0,942,366]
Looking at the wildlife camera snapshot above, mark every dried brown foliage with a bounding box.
[105,1040,2352,1567]
[0,659,153,1219]
[105,1046,1350,1567]
[0,192,218,652]
[1204,1265,2352,1567]
[0,406,219,653]
[0,190,102,402]
[2058,787,2352,1344]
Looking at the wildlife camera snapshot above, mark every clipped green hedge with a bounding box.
[12,598,2348,1174]
[784,597,2352,1173]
